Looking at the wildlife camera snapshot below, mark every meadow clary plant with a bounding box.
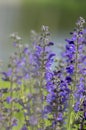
[1,33,32,130]
[72,17,86,130]
[29,25,55,129]
[63,17,86,130]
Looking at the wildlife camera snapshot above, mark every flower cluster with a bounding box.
[0,17,86,130]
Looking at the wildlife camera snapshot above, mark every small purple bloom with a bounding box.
[48,42,54,46]
[65,76,72,83]
[66,43,75,52]
[66,65,74,74]
[29,115,38,126]
[74,102,80,112]
[12,118,18,126]
[6,96,12,103]
[23,47,29,54]
[57,113,63,121]
[43,105,52,114]
[45,72,53,81]
[21,125,28,130]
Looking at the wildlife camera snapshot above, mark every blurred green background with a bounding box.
[0,0,86,70]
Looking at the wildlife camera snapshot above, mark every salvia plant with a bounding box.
[0,17,86,130]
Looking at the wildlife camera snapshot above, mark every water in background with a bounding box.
[0,1,86,70]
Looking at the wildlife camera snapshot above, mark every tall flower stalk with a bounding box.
[30,25,55,129]
[63,17,86,130]
[1,33,32,130]
[72,17,86,130]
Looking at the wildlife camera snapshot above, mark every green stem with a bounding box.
[9,79,13,129]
